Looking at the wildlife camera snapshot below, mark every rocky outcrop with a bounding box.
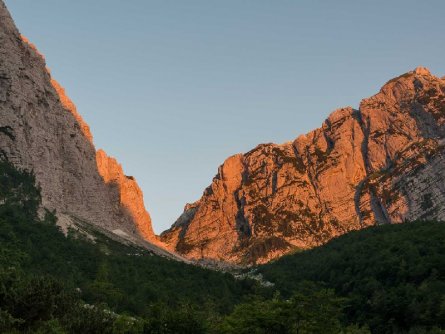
[161,66,445,265]
[0,1,162,248]
[96,150,156,241]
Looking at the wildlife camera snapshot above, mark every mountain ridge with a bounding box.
[3,0,445,267]
[0,0,169,255]
[161,66,445,265]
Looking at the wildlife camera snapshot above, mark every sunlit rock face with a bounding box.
[162,67,445,265]
[96,150,158,243]
[0,1,159,246]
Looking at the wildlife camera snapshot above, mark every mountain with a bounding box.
[0,1,168,253]
[3,0,445,269]
[1,153,442,333]
[0,158,266,333]
[161,66,445,265]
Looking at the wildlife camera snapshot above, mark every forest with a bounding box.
[0,159,444,333]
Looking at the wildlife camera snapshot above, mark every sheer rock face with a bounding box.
[95,150,156,241]
[0,1,160,247]
[162,67,445,265]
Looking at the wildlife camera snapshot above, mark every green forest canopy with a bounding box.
[1,158,445,333]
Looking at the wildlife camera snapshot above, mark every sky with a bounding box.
[5,0,445,233]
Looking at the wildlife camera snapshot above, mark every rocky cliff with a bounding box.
[161,66,445,265]
[0,1,163,250]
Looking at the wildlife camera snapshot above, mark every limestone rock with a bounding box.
[162,67,445,265]
[0,1,162,249]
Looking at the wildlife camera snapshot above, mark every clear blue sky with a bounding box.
[5,0,445,233]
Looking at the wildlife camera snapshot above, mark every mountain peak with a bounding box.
[162,68,445,265]
[413,66,431,76]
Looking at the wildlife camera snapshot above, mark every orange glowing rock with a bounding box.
[96,149,161,244]
[13,29,163,249]
[162,67,445,265]
[50,79,94,143]
[20,35,45,59]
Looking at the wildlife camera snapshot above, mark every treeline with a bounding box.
[1,158,445,333]
[259,220,445,333]
[0,159,262,333]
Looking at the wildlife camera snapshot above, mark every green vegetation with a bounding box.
[271,146,306,173]
[218,282,346,334]
[421,193,434,211]
[259,221,445,333]
[0,159,264,333]
[1,158,445,333]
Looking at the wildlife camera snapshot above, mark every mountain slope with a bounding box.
[161,67,445,265]
[257,220,445,333]
[3,154,443,333]
[0,158,267,333]
[0,1,166,251]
